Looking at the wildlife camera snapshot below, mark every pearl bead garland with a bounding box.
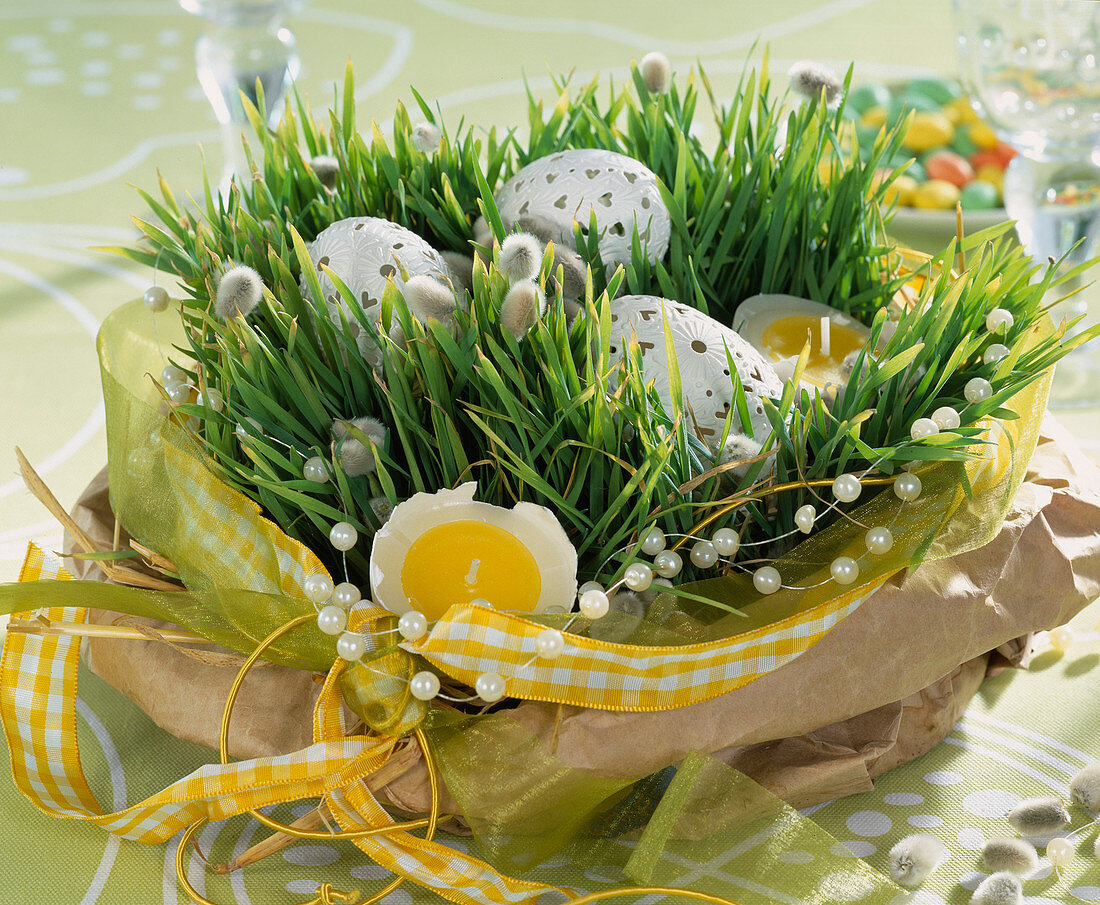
[535,628,565,660]
[986,307,1014,334]
[316,605,347,635]
[1046,837,1074,868]
[332,582,361,608]
[164,381,192,404]
[865,526,894,555]
[329,521,358,551]
[931,406,960,430]
[475,672,506,703]
[303,573,333,604]
[336,632,366,661]
[910,418,939,441]
[794,504,816,534]
[196,389,224,413]
[830,556,859,585]
[653,549,683,578]
[893,472,922,502]
[409,670,440,701]
[624,563,654,592]
[832,473,862,503]
[162,365,187,385]
[983,343,1010,365]
[690,540,719,569]
[964,376,993,403]
[303,456,329,483]
[579,588,609,619]
[143,285,169,312]
[753,566,782,595]
[640,527,666,555]
[711,528,739,557]
[578,581,604,596]
[398,610,428,642]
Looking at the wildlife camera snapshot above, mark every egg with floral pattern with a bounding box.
[495,149,671,267]
[607,295,783,446]
[301,217,454,328]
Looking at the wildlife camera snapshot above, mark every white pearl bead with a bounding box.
[164,381,192,404]
[1049,625,1075,652]
[690,540,719,569]
[196,389,224,413]
[336,632,366,661]
[162,365,188,385]
[910,418,939,441]
[579,589,610,619]
[535,628,565,660]
[624,562,654,591]
[332,582,361,608]
[986,308,1014,334]
[640,527,666,556]
[794,504,816,534]
[303,573,333,604]
[832,473,862,503]
[475,672,506,703]
[398,610,429,641]
[317,605,347,635]
[711,528,740,557]
[303,456,329,483]
[143,285,169,312]
[470,597,493,609]
[893,472,922,502]
[964,376,993,403]
[931,406,960,430]
[830,556,859,585]
[1047,837,1075,867]
[329,521,358,551]
[753,566,782,595]
[865,526,894,554]
[983,343,1010,365]
[234,417,262,440]
[409,670,440,701]
[653,549,683,578]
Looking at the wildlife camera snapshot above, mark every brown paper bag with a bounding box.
[69,415,1100,812]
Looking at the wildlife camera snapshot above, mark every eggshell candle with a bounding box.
[735,294,871,388]
[369,483,578,620]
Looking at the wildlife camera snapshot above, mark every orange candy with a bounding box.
[924,150,975,188]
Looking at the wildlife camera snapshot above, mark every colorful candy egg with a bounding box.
[302,217,454,328]
[494,149,671,267]
[606,295,783,445]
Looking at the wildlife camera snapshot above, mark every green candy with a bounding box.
[903,160,927,183]
[847,82,891,115]
[904,77,961,106]
[960,179,1001,210]
[951,125,980,158]
[888,93,940,122]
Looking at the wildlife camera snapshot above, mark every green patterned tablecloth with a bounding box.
[3,2,1100,903]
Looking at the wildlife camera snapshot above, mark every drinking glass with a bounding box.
[954,0,1100,406]
[179,0,307,188]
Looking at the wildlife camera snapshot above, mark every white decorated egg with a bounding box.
[369,483,578,621]
[607,295,783,446]
[495,149,671,267]
[301,217,454,328]
[735,294,871,389]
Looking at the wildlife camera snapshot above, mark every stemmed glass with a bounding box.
[954,0,1100,406]
[179,0,307,189]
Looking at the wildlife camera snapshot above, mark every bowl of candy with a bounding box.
[845,77,1017,251]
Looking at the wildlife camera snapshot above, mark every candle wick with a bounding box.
[465,559,481,585]
[820,316,831,357]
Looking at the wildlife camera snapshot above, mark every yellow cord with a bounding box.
[566,888,741,905]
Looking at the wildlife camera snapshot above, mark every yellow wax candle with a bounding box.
[760,314,866,386]
[370,483,578,621]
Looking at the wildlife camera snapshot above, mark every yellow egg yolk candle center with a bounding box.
[399,520,542,620]
[760,315,866,386]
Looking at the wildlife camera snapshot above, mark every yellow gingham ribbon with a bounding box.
[3,544,565,905]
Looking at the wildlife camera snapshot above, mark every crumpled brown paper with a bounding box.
[68,415,1100,812]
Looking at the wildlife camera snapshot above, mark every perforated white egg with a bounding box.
[495,149,671,267]
[301,217,454,328]
[607,295,783,446]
